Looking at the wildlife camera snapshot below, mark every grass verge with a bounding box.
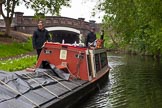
[0,38,33,58]
[0,55,37,72]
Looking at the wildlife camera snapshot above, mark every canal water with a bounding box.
[78,53,162,108]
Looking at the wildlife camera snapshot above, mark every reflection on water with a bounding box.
[78,53,162,108]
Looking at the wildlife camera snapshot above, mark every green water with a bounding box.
[78,53,162,108]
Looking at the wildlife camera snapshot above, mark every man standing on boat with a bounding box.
[86,27,96,47]
[32,21,51,59]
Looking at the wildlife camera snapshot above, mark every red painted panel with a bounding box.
[36,43,89,80]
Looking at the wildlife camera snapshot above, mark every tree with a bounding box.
[0,0,70,37]
[96,0,162,57]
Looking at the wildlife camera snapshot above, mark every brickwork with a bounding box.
[12,12,99,36]
[0,12,102,43]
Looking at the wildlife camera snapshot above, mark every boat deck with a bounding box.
[0,69,88,108]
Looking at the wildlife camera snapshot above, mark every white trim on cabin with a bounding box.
[46,26,80,34]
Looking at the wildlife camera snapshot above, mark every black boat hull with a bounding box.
[42,71,109,108]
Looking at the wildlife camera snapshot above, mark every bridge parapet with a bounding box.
[0,12,100,37]
[13,12,98,35]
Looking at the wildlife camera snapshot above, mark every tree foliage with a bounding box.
[97,0,162,57]
[0,0,70,36]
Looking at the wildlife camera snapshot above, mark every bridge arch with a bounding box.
[46,26,80,34]
[46,26,80,44]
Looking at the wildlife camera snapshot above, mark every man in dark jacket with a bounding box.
[86,27,96,47]
[32,21,51,59]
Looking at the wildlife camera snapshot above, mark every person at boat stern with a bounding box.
[86,27,97,47]
[32,20,51,59]
[97,29,105,48]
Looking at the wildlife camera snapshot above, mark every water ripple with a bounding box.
[77,54,162,108]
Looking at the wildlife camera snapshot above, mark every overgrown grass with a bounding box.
[0,38,34,58]
[0,55,37,72]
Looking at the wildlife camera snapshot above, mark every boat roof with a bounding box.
[0,69,87,108]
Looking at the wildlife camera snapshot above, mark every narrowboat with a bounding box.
[0,29,110,108]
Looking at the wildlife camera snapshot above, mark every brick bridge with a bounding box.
[0,12,101,43]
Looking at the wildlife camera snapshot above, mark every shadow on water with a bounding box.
[77,53,162,108]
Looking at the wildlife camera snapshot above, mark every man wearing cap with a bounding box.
[32,21,51,59]
[86,27,97,47]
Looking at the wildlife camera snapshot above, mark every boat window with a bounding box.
[100,52,108,68]
[95,54,101,72]
[94,52,108,73]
